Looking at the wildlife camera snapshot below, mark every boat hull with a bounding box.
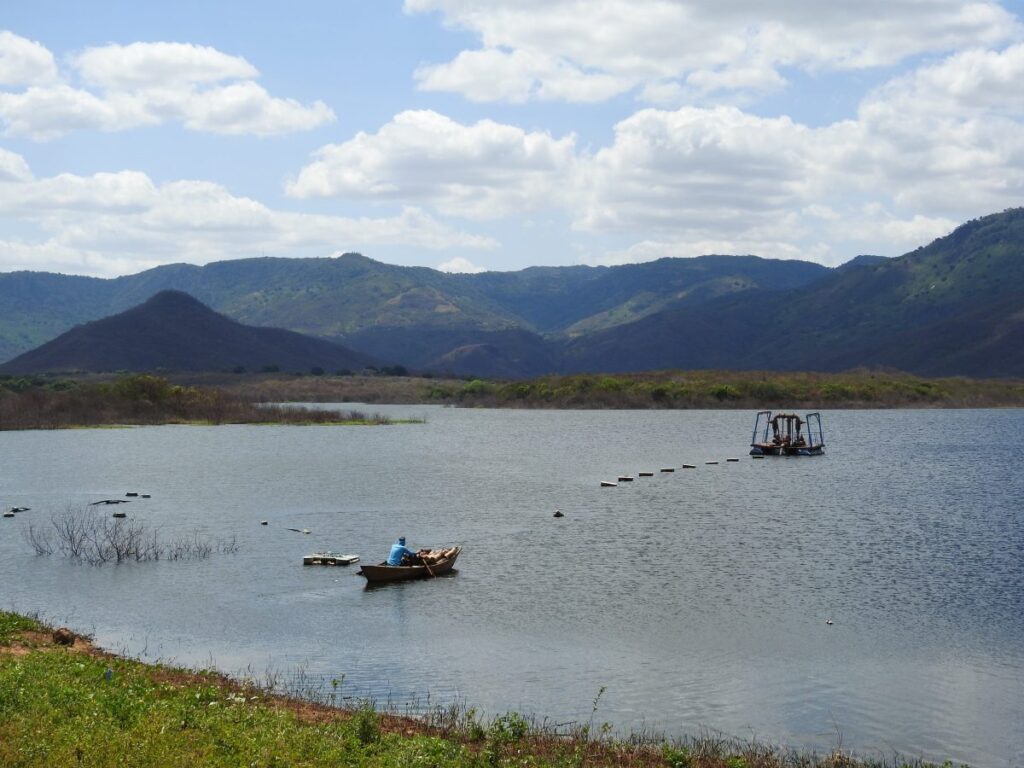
[358,547,461,584]
[750,444,824,456]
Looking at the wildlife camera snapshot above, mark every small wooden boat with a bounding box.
[358,546,461,584]
[303,552,360,566]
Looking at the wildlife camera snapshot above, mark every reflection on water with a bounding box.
[1,407,1022,766]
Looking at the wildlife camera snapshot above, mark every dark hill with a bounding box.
[0,290,376,375]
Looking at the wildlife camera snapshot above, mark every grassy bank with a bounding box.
[0,611,958,768]
[215,370,1024,409]
[0,375,398,430]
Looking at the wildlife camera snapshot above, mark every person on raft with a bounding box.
[387,536,421,566]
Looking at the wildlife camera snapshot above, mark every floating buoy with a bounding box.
[660,468,675,473]
[682,464,696,469]
[260,520,269,526]
[112,511,127,518]
[726,458,739,462]
[600,481,617,487]
[639,471,654,477]
[617,476,634,482]
[553,509,564,518]
[705,461,719,465]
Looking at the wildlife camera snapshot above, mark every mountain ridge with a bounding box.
[1,207,1022,377]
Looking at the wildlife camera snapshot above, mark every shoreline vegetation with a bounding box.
[0,610,959,768]
[0,374,401,430]
[210,369,1024,409]
[1,369,1020,431]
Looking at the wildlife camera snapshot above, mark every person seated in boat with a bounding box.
[387,536,418,566]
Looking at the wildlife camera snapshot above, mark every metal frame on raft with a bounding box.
[750,410,825,456]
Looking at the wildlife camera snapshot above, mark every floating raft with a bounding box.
[600,481,618,487]
[705,461,719,465]
[726,458,740,462]
[618,475,634,482]
[682,464,696,469]
[112,511,127,518]
[639,471,654,477]
[660,468,675,473]
[303,552,360,566]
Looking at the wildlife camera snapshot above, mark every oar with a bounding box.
[422,557,437,578]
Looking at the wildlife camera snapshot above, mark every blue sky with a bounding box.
[1,0,1023,276]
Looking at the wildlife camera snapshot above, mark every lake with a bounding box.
[1,407,1022,766]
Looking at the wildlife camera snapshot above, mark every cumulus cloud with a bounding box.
[588,236,821,267]
[288,109,576,218]
[437,256,486,273]
[0,30,58,86]
[284,28,1024,264]
[0,149,495,276]
[0,146,32,182]
[72,41,258,89]
[0,33,335,139]
[576,106,815,234]
[415,47,631,103]
[406,0,1021,103]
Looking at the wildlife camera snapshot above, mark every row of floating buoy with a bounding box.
[601,458,746,486]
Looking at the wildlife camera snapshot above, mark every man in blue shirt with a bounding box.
[387,536,417,566]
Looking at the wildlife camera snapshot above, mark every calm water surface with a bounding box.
[1,408,1022,766]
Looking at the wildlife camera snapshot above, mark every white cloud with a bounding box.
[437,256,486,273]
[288,30,1024,265]
[577,106,815,234]
[0,150,496,276]
[0,84,155,139]
[72,41,258,90]
[0,146,32,181]
[588,236,821,267]
[175,81,335,135]
[414,48,630,103]
[0,30,58,86]
[0,33,335,139]
[288,109,576,218]
[406,0,1021,103]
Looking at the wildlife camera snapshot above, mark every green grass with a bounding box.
[0,613,44,645]
[0,611,969,768]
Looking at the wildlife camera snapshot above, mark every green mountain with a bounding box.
[0,291,376,375]
[562,208,1024,377]
[0,252,826,365]
[3,207,1021,377]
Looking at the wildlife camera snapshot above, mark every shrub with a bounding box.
[352,702,380,745]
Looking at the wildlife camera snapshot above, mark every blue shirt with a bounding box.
[387,542,415,566]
